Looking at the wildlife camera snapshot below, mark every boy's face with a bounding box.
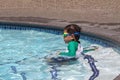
[63,30,74,43]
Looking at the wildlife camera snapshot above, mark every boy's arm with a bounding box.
[83,46,98,53]
[59,42,77,57]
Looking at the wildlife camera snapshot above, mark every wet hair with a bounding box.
[64,24,81,43]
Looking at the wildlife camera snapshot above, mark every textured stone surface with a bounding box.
[0,0,120,23]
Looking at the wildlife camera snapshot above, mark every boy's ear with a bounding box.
[71,34,76,40]
[71,34,75,38]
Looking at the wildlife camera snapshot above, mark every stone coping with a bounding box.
[0,17,120,47]
[0,17,120,80]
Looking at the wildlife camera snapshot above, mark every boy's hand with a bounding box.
[92,46,99,50]
[56,52,60,55]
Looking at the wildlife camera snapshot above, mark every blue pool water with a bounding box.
[0,26,120,80]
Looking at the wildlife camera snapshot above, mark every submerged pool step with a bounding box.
[10,66,27,80]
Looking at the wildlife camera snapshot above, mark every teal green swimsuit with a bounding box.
[48,41,97,63]
[59,41,81,58]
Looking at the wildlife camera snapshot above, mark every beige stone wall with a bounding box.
[0,0,120,23]
[0,0,119,9]
[0,0,120,9]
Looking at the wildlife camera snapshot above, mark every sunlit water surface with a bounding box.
[0,28,120,80]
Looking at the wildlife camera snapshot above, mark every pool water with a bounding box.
[0,27,120,80]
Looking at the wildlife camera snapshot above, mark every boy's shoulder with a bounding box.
[68,41,80,47]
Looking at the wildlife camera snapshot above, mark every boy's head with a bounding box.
[63,24,81,43]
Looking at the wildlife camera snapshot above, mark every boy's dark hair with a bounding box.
[64,24,81,43]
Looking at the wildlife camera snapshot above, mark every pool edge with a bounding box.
[0,19,120,80]
[0,19,120,47]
